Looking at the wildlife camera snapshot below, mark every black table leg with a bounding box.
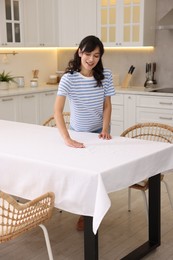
[84,216,98,260]
[83,174,161,260]
[121,173,161,259]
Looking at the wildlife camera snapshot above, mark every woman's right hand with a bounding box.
[64,136,85,148]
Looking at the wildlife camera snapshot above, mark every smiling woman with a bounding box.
[54,35,115,149]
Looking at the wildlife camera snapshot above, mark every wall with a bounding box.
[0,49,57,87]
[57,0,173,88]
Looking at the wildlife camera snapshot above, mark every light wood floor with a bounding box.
[1,172,173,260]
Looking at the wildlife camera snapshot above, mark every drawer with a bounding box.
[111,104,123,121]
[137,95,173,109]
[111,94,124,105]
[136,107,173,125]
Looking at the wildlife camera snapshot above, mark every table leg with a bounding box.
[84,216,98,260]
[83,174,160,260]
[121,173,161,259]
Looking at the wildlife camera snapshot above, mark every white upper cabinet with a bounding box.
[58,0,97,47]
[0,0,24,47]
[97,0,156,47]
[23,0,57,47]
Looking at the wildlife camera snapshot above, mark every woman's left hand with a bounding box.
[98,131,112,140]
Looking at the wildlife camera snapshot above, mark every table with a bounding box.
[1,120,173,259]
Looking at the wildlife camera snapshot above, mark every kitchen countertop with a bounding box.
[0,84,58,97]
[1,84,173,97]
[116,86,173,97]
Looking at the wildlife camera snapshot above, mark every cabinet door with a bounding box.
[97,0,156,47]
[58,0,97,47]
[19,93,39,124]
[0,96,19,121]
[0,0,24,47]
[124,94,136,129]
[39,91,57,125]
[23,0,56,47]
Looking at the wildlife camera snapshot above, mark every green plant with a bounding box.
[0,71,15,83]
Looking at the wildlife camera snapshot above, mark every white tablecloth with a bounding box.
[1,120,173,234]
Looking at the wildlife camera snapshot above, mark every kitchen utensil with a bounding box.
[32,70,39,79]
[152,62,157,84]
[122,65,135,88]
[144,63,153,88]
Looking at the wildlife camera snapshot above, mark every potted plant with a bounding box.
[0,70,15,90]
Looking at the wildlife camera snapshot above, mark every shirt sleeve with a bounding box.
[57,73,71,96]
[103,69,116,97]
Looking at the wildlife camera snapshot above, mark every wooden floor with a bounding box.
[1,172,173,260]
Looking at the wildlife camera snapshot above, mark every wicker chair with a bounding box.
[120,122,173,218]
[0,191,55,260]
[43,112,70,129]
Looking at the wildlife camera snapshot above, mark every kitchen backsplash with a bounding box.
[0,0,173,88]
[0,49,58,87]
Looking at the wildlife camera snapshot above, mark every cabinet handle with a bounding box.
[2,98,13,102]
[45,93,54,96]
[159,102,173,105]
[159,116,172,120]
[24,95,34,99]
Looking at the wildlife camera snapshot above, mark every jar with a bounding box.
[30,79,38,87]
[49,75,57,84]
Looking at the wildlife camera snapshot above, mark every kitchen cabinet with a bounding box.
[136,95,173,125]
[97,0,156,47]
[18,93,39,124]
[23,0,57,47]
[111,93,136,136]
[0,0,24,47]
[0,95,19,121]
[0,88,58,125]
[111,92,173,136]
[58,0,97,47]
[111,94,124,135]
[39,91,57,124]
[124,94,136,129]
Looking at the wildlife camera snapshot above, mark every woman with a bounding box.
[54,35,115,148]
[54,35,115,230]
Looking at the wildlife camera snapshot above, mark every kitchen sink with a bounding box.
[150,88,173,93]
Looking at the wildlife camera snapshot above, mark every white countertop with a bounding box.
[1,84,173,97]
[116,86,173,97]
[0,84,58,97]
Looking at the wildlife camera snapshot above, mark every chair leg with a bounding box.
[141,190,148,220]
[39,224,54,260]
[128,187,131,212]
[162,179,173,209]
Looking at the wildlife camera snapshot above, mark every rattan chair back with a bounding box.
[0,191,54,242]
[121,122,173,143]
[43,112,70,129]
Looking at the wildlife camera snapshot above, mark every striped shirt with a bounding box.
[57,68,115,132]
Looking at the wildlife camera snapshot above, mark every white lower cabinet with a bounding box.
[111,94,124,136]
[111,92,173,136]
[39,91,57,125]
[124,94,136,130]
[0,96,19,121]
[18,93,39,124]
[0,89,57,125]
[136,95,173,125]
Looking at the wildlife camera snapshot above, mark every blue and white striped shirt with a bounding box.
[57,68,115,132]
